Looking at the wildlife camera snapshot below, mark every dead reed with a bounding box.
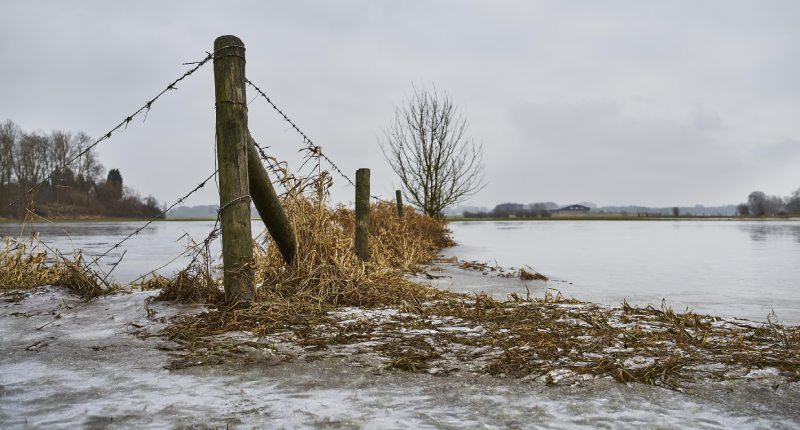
[0,236,116,300]
[156,195,799,388]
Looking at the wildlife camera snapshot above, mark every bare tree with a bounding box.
[0,120,19,187]
[736,203,750,217]
[748,190,785,216]
[787,188,800,213]
[49,130,78,176]
[13,131,49,187]
[748,191,768,217]
[74,131,104,183]
[381,86,485,217]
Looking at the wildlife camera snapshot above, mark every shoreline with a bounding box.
[0,217,213,224]
[448,215,800,222]
[4,215,798,224]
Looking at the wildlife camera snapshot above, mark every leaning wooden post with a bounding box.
[355,168,370,261]
[247,136,297,265]
[213,35,255,303]
[395,190,404,218]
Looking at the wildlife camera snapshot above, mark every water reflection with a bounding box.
[446,220,800,324]
[0,221,161,238]
[739,222,800,243]
[0,221,221,284]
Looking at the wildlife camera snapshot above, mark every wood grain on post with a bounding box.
[396,190,404,218]
[247,137,297,265]
[213,35,254,303]
[355,168,370,261]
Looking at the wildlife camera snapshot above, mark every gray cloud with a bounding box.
[1,1,798,208]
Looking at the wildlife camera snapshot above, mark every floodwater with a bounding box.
[2,285,798,429]
[444,220,800,325]
[0,221,223,285]
[5,219,799,324]
[1,220,799,428]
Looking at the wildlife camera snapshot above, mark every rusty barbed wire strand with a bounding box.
[126,219,221,287]
[88,169,218,271]
[217,194,251,216]
[244,78,392,204]
[1,46,242,216]
[250,139,293,191]
[6,213,115,290]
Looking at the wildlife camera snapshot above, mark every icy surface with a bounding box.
[444,220,800,324]
[3,219,799,323]
[1,287,798,429]
[1,220,799,427]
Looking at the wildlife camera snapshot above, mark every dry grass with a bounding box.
[5,192,795,388]
[0,237,57,291]
[0,236,116,300]
[154,195,799,387]
[251,197,454,308]
[156,197,456,339]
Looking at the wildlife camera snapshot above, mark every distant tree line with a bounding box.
[0,119,161,219]
[459,202,744,218]
[464,202,558,218]
[736,189,800,217]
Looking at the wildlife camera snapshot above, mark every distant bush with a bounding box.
[0,119,161,219]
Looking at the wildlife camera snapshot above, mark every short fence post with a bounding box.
[355,168,370,261]
[247,136,297,265]
[213,35,255,303]
[395,190,404,218]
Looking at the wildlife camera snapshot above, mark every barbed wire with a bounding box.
[244,78,393,204]
[250,139,293,190]
[126,218,220,287]
[6,211,115,290]
[0,50,228,216]
[87,169,218,272]
[217,194,251,215]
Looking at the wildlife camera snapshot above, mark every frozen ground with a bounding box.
[1,272,799,429]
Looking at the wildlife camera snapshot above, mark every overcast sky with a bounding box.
[1,1,798,208]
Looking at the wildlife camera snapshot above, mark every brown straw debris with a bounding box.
[154,194,799,388]
[0,236,117,300]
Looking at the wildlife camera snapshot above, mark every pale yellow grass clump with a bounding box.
[0,237,59,291]
[251,197,454,308]
[158,196,800,386]
[0,236,114,299]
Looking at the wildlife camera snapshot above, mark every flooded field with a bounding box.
[1,219,799,428]
[445,220,800,324]
[4,219,799,323]
[2,284,798,429]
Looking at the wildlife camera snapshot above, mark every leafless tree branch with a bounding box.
[380,86,485,217]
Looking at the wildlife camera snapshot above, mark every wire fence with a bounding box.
[5,45,399,288]
[87,169,218,270]
[245,78,392,204]
[1,49,223,216]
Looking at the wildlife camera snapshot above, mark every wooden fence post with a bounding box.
[247,136,297,265]
[396,189,404,218]
[213,35,254,303]
[355,168,370,261]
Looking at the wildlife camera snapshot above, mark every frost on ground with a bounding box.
[160,261,799,391]
[1,286,800,429]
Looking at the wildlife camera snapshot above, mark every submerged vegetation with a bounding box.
[146,194,798,388]
[0,236,115,300]
[2,183,798,388]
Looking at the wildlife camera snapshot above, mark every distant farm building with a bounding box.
[552,204,591,214]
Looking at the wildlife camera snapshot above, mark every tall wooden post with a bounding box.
[247,137,297,265]
[355,168,370,261]
[213,35,254,303]
[396,190,404,218]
